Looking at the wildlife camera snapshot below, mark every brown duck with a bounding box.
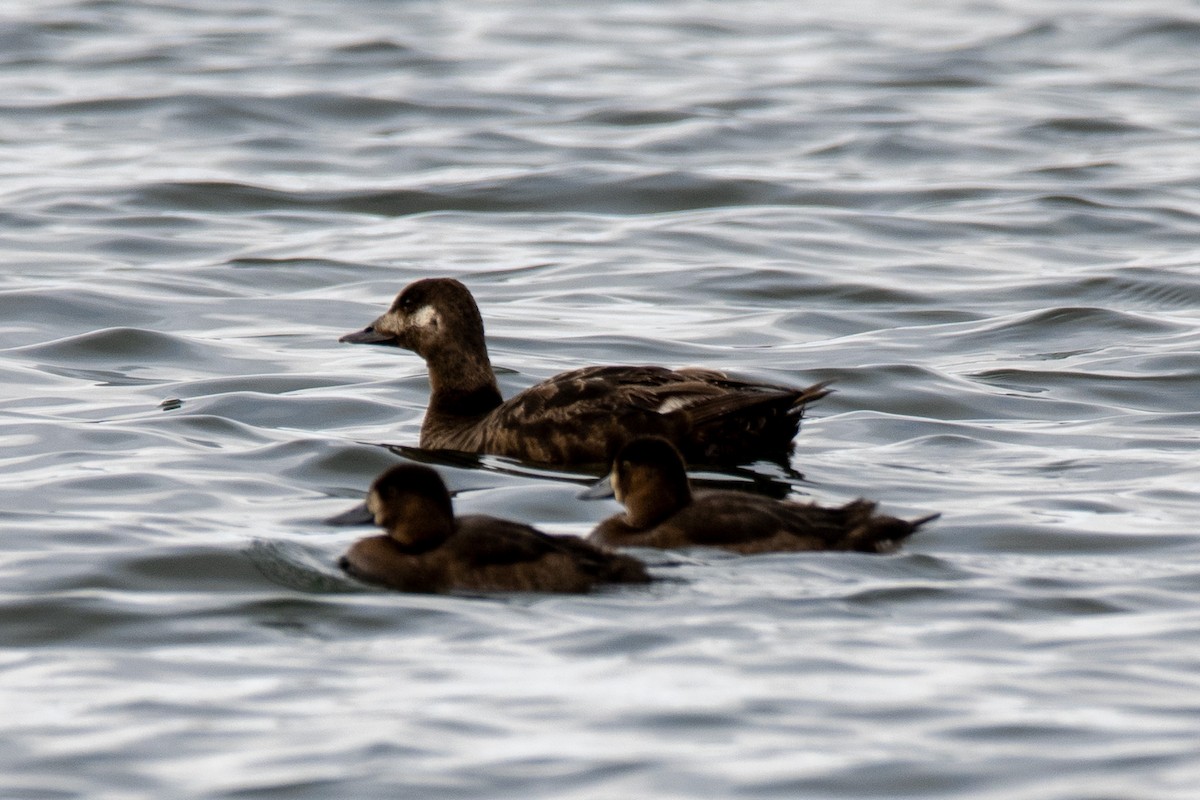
[338,464,650,593]
[340,277,831,466]
[587,437,938,554]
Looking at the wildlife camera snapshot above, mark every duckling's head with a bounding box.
[608,437,693,527]
[340,278,488,362]
[366,463,456,552]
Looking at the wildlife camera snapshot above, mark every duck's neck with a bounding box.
[623,480,691,529]
[422,340,503,419]
[386,505,455,553]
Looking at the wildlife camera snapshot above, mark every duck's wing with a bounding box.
[672,494,879,549]
[485,365,829,464]
[449,516,560,566]
[474,367,701,462]
[675,492,811,547]
[453,516,650,583]
[452,515,610,564]
[500,365,822,420]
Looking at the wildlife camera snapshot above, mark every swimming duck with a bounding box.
[338,463,650,593]
[587,437,938,554]
[340,277,831,466]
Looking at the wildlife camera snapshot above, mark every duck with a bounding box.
[586,437,938,554]
[338,463,651,593]
[340,277,831,466]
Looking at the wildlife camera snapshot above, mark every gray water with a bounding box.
[3,1,1200,798]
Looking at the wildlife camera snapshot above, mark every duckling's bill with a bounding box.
[578,474,616,500]
[326,501,375,526]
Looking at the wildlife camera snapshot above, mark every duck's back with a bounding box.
[444,515,649,591]
[594,491,928,554]
[425,365,826,465]
[341,515,649,593]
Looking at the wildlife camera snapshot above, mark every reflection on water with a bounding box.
[2,1,1200,798]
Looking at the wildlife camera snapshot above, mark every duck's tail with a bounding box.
[787,380,835,414]
[680,380,833,426]
[909,513,942,529]
[844,504,940,553]
[602,552,654,584]
[675,380,833,464]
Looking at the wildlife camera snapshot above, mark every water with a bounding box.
[2,1,1200,797]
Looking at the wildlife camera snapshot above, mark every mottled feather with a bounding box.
[338,464,650,593]
[589,438,938,554]
[340,278,831,466]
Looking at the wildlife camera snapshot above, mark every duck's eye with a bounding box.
[394,290,419,312]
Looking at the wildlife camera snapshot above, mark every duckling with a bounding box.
[587,437,938,554]
[340,277,831,466]
[338,464,650,593]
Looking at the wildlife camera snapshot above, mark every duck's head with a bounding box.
[340,277,488,362]
[365,463,456,552]
[604,437,693,526]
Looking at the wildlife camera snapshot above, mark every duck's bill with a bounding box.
[339,326,399,345]
[325,501,375,526]
[578,476,616,500]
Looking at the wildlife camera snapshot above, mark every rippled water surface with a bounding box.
[3,1,1200,797]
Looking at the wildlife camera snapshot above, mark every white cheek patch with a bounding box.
[367,492,384,525]
[410,305,441,329]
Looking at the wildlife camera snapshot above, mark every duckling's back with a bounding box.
[342,517,649,594]
[668,493,932,554]
[447,516,651,592]
[593,491,934,555]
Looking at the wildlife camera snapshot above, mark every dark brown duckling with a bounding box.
[338,464,650,593]
[587,437,938,554]
[340,277,831,467]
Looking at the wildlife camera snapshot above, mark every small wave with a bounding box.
[333,39,416,56]
[948,307,1186,350]
[1022,116,1156,139]
[0,289,161,347]
[1102,16,1200,51]
[10,327,210,365]
[1030,268,1200,312]
[247,539,359,594]
[968,366,1200,414]
[128,170,799,217]
[579,108,699,126]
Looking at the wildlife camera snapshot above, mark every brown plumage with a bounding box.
[588,437,938,554]
[339,277,831,466]
[338,464,650,593]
